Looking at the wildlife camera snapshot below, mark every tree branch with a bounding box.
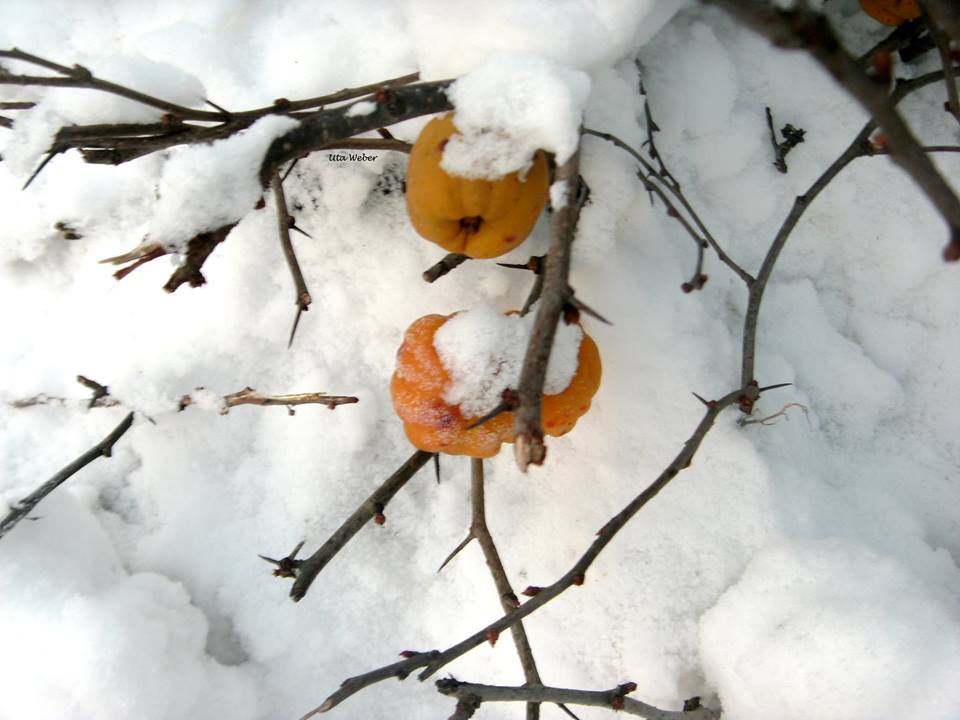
[740,68,953,387]
[706,1,960,259]
[419,385,745,680]
[435,679,719,720]
[581,128,752,287]
[423,253,469,283]
[271,170,313,348]
[921,3,960,125]
[288,449,433,601]
[308,385,748,711]
[258,81,452,186]
[0,48,420,122]
[0,412,134,541]
[301,650,441,718]
[513,147,580,471]
[470,459,542,720]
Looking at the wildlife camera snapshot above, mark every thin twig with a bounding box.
[302,651,441,718]
[738,402,810,427]
[765,106,806,173]
[0,412,134,541]
[272,170,313,348]
[706,1,960,259]
[435,680,720,720]
[216,388,357,414]
[581,128,753,286]
[0,48,421,122]
[921,3,960,125]
[288,449,433,601]
[423,253,469,283]
[470,459,542,720]
[513,148,580,471]
[740,68,952,387]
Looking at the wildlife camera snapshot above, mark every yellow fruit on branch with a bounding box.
[859,0,921,26]
[390,311,601,458]
[405,113,549,259]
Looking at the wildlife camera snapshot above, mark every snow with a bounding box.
[550,180,570,210]
[433,305,583,417]
[443,52,590,177]
[700,538,960,720]
[148,114,299,250]
[2,2,960,720]
[345,100,377,117]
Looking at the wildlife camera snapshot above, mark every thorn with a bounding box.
[758,382,792,393]
[465,389,519,430]
[433,453,441,484]
[290,223,313,239]
[204,98,231,116]
[287,306,305,349]
[570,295,612,325]
[282,158,299,182]
[436,534,474,573]
[22,151,57,190]
[691,392,709,406]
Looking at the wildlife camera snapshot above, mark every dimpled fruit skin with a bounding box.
[390,313,602,458]
[405,114,549,259]
[859,0,920,26]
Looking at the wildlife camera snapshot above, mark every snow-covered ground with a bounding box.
[2,1,960,719]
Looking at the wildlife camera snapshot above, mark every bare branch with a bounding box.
[856,19,925,68]
[271,170,313,348]
[921,3,960,125]
[0,412,134,541]
[303,650,441,718]
[435,679,720,720]
[921,0,960,41]
[470,459,542,720]
[740,68,953,387]
[513,148,580,471]
[706,1,960,259]
[0,48,226,121]
[0,48,421,122]
[420,385,746,679]
[289,449,433,601]
[423,253,469,283]
[216,388,357,413]
[581,128,752,286]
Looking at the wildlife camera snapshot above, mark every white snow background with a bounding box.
[2,1,960,719]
